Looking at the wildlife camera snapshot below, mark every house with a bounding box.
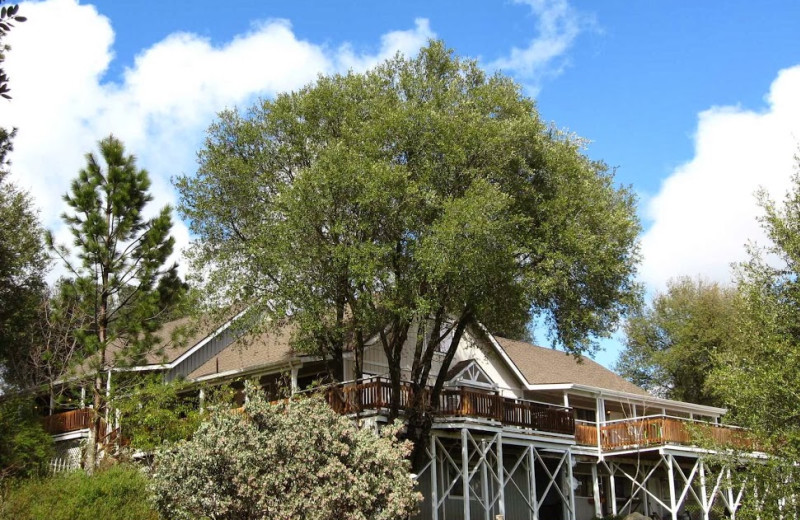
[42,314,751,520]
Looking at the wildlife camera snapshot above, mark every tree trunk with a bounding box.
[408,310,472,464]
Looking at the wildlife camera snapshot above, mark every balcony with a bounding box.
[574,415,752,451]
[42,408,92,435]
[325,377,575,435]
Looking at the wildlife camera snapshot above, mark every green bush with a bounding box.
[0,396,53,480]
[0,464,157,520]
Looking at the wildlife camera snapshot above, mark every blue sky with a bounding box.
[5,0,800,368]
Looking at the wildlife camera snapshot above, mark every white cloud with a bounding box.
[336,18,435,72]
[3,0,435,280]
[640,65,800,290]
[487,0,589,93]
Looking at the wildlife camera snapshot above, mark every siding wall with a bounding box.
[167,327,240,381]
[353,321,523,398]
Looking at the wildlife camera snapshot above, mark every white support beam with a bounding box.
[462,428,471,520]
[529,446,539,520]
[666,454,678,520]
[699,459,710,520]
[591,463,603,518]
[431,435,439,520]
[608,462,618,516]
[496,432,505,519]
[481,439,490,520]
[566,453,576,520]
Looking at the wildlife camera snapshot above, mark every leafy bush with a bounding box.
[112,376,202,453]
[150,382,421,520]
[0,464,157,520]
[0,396,53,480]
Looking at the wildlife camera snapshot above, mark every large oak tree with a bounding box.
[178,42,640,450]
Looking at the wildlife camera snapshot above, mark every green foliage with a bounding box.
[178,41,640,431]
[0,464,158,520]
[616,276,737,406]
[0,129,48,389]
[0,396,53,481]
[49,134,183,368]
[49,135,186,466]
[151,382,421,520]
[112,376,202,453]
[705,162,800,518]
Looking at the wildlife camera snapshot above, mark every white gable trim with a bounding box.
[446,359,497,388]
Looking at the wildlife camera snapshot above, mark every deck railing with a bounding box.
[574,415,751,451]
[41,408,93,435]
[325,377,574,435]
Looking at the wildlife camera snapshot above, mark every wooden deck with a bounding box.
[326,377,575,435]
[574,416,751,451]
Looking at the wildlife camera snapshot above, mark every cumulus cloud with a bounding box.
[487,0,589,93]
[2,0,435,279]
[640,65,800,290]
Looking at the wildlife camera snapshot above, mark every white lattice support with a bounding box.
[610,460,672,514]
[498,445,534,517]
[431,435,463,516]
[672,457,703,510]
[533,448,573,518]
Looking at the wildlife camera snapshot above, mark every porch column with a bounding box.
[496,433,505,519]
[563,391,570,408]
[431,434,439,520]
[591,463,603,518]
[290,366,299,395]
[608,463,618,516]
[199,388,205,413]
[596,397,606,449]
[481,440,490,520]
[667,455,678,520]
[699,459,710,520]
[80,386,86,409]
[566,453,577,520]
[462,428,471,520]
[528,446,538,520]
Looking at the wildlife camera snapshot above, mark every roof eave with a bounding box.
[527,383,728,416]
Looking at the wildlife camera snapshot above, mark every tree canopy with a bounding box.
[178,41,640,444]
[0,128,48,389]
[616,276,736,407]
[705,164,800,517]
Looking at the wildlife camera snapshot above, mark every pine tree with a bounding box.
[49,135,183,470]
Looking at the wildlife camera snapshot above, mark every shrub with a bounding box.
[150,382,421,520]
[0,396,53,481]
[0,464,157,520]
